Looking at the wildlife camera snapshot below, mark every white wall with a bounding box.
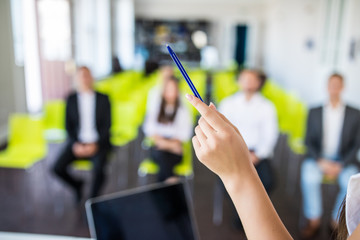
[262,0,326,106]
[262,0,360,108]
[0,0,26,142]
[337,0,360,108]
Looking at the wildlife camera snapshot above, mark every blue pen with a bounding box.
[166,45,204,102]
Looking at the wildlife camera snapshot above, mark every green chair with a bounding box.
[110,101,140,146]
[43,100,67,142]
[108,71,144,102]
[287,101,307,154]
[72,159,93,171]
[212,71,238,104]
[138,158,159,176]
[0,114,47,169]
[138,141,193,178]
[261,81,307,154]
[261,80,288,132]
[173,141,193,177]
[95,78,114,96]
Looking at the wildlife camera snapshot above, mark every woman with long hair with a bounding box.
[143,76,192,182]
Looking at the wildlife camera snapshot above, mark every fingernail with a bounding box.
[210,102,217,109]
[185,94,193,101]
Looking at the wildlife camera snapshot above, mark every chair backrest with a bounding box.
[43,100,66,130]
[182,141,193,167]
[262,81,307,154]
[110,101,140,146]
[173,141,193,177]
[111,101,141,130]
[95,78,114,95]
[212,71,239,103]
[8,114,46,147]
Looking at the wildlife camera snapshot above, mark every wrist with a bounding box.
[220,165,258,196]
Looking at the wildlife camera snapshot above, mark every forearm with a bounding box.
[221,167,292,240]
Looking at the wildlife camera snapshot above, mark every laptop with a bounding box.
[86,181,199,240]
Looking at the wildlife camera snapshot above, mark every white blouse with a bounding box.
[143,92,193,142]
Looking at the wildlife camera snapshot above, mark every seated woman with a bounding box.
[143,76,192,182]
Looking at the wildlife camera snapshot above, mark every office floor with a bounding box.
[0,133,338,240]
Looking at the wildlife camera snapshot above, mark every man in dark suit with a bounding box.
[53,66,111,202]
[300,73,360,239]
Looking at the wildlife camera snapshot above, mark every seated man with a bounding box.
[300,73,360,238]
[53,66,111,202]
[219,69,278,193]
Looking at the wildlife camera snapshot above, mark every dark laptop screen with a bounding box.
[88,182,197,240]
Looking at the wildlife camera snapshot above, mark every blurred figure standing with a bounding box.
[53,66,111,202]
[300,73,360,239]
[219,69,278,193]
[143,76,192,182]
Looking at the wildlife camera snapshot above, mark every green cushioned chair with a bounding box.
[138,158,160,176]
[262,81,307,154]
[95,78,114,96]
[72,159,93,171]
[110,101,140,146]
[173,141,193,177]
[109,71,144,102]
[0,114,47,169]
[128,85,152,126]
[212,71,238,104]
[138,141,193,178]
[43,100,67,142]
[287,101,307,154]
[261,80,289,132]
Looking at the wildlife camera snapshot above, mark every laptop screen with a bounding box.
[86,182,198,240]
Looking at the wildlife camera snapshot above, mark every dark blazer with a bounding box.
[305,105,360,166]
[65,91,111,150]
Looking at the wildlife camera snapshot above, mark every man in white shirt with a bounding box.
[300,73,360,239]
[219,69,278,193]
[53,67,111,203]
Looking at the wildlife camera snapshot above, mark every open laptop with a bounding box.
[86,181,199,240]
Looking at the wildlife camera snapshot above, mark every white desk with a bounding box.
[0,232,94,240]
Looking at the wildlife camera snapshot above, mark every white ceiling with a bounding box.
[135,0,271,3]
[133,0,275,19]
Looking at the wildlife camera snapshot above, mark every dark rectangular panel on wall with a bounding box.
[235,25,247,68]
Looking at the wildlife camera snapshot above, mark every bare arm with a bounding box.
[186,94,292,240]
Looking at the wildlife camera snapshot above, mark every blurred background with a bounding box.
[1,0,360,239]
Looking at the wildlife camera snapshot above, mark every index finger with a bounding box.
[186,94,226,131]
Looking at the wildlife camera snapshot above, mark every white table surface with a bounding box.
[0,232,94,240]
